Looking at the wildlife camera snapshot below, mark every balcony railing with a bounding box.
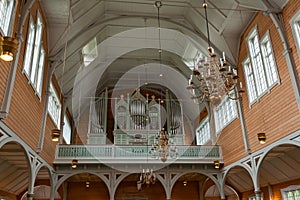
[54,145,222,164]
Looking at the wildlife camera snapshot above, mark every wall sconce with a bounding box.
[85,181,90,188]
[71,159,78,169]
[0,36,18,62]
[51,129,61,142]
[214,160,220,169]
[257,133,266,144]
[183,180,187,187]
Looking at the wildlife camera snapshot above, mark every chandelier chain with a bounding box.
[156,1,162,64]
[203,0,211,48]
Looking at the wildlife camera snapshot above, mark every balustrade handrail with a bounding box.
[55,144,222,163]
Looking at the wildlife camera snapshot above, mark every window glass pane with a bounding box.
[23,19,35,75]
[287,191,294,200]
[48,83,61,127]
[248,32,268,96]
[261,36,279,87]
[36,47,45,95]
[63,115,71,144]
[214,96,237,132]
[243,59,257,103]
[294,21,300,49]
[30,16,43,83]
[196,118,210,145]
[0,0,14,35]
[23,14,45,97]
[294,190,300,200]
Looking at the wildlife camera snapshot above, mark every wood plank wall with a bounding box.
[217,0,300,165]
[0,0,58,164]
[0,0,300,199]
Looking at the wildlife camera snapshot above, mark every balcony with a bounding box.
[54,145,222,165]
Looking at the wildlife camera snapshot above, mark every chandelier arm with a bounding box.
[191,94,205,101]
[225,87,242,100]
[227,94,240,101]
[192,94,206,105]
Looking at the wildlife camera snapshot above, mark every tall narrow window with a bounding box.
[63,115,71,144]
[248,29,267,96]
[36,47,45,95]
[0,0,14,35]
[261,33,279,87]
[30,16,43,84]
[22,14,45,97]
[244,27,280,105]
[196,118,210,145]
[23,18,35,75]
[243,58,257,104]
[214,96,238,133]
[48,82,61,127]
[294,20,300,40]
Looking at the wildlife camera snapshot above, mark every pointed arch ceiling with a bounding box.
[40,0,288,120]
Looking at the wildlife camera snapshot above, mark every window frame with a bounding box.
[0,0,16,35]
[23,16,35,76]
[22,12,45,99]
[244,26,280,107]
[290,9,300,62]
[260,30,280,88]
[63,114,71,144]
[47,82,62,128]
[281,185,300,200]
[196,117,210,145]
[242,57,258,105]
[247,26,268,99]
[214,95,238,133]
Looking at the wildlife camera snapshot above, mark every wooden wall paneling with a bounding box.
[218,1,300,165]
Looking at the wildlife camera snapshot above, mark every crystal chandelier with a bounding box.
[137,168,156,190]
[150,128,178,162]
[187,0,244,107]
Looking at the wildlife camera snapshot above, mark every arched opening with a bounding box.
[0,141,30,199]
[20,185,61,200]
[114,173,166,200]
[57,172,109,200]
[257,144,300,200]
[171,172,219,200]
[224,166,253,199]
[205,184,239,200]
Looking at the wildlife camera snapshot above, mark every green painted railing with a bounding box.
[55,145,222,163]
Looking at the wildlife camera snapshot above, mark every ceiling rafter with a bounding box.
[218,1,239,35]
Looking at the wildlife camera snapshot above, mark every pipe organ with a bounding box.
[166,90,184,144]
[114,89,184,145]
[87,88,108,144]
[87,88,184,145]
